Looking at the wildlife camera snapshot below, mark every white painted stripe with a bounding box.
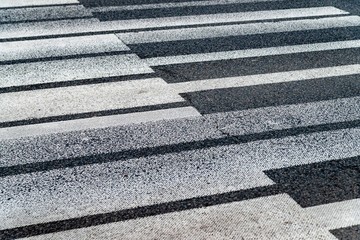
[0,0,79,8]
[0,107,201,140]
[0,5,92,23]
[118,16,360,44]
[2,96,360,166]
[7,196,337,239]
[0,54,153,88]
[146,40,360,66]
[102,7,348,31]
[0,34,129,62]
[91,0,284,12]
[1,10,355,41]
[0,78,183,123]
[0,18,101,40]
[171,65,360,93]
[1,127,360,229]
[307,198,360,230]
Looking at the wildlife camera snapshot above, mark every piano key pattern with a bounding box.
[1,0,360,239]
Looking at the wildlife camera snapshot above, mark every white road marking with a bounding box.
[0,54,153,88]
[0,0,79,8]
[0,18,101,40]
[102,7,348,31]
[11,195,337,240]
[145,40,360,65]
[171,65,360,93]
[307,198,360,230]
[1,9,354,40]
[0,34,129,62]
[0,78,184,123]
[117,16,360,44]
[0,107,201,140]
[0,5,92,23]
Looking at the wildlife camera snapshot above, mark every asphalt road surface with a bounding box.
[0,0,360,239]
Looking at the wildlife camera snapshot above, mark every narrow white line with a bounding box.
[118,16,360,44]
[0,54,153,88]
[91,0,284,12]
[306,198,360,230]
[0,107,201,140]
[171,65,360,93]
[0,78,183,123]
[0,34,129,62]
[145,40,360,66]
[0,0,79,8]
[103,7,348,32]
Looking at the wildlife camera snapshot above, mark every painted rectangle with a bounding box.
[117,16,360,44]
[0,78,183,123]
[0,0,79,8]
[102,7,348,31]
[147,39,360,66]
[0,34,129,62]
[308,199,360,230]
[0,54,153,88]
[18,195,336,240]
[0,107,201,140]
[0,18,101,40]
[0,5,91,23]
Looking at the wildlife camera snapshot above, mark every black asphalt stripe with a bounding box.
[154,48,360,83]
[0,184,283,239]
[1,119,359,178]
[130,27,360,58]
[0,16,95,25]
[0,51,131,65]
[265,156,360,207]
[80,0,208,7]
[92,1,332,21]
[0,73,158,94]
[0,102,189,128]
[180,74,360,114]
[330,225,360,240]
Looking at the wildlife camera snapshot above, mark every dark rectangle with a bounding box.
[264,156,360,207]
[92,1,328,21]
[130,27,360,58]
[153,48,360,83]
[180,74,360,114]
[331,225,360,240]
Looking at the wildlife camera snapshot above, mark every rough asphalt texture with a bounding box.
[0,0,360,239]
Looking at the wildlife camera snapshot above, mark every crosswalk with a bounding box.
[0,0,359,239]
